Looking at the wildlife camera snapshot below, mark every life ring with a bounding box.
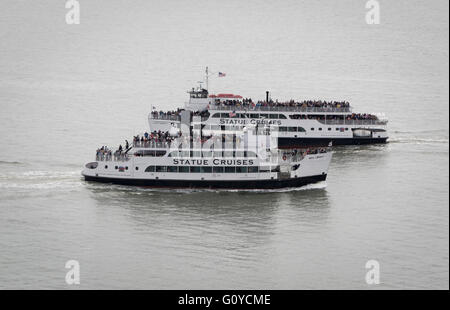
[282,155,287,161]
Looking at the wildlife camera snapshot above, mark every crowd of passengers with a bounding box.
[96,145,129,161]
[133,130,175,147]
[282,147,328,158]
[217,98,351,109]
[96,146,112,161]
[150,109,182,119]
[290,113,379,121]
[150,109,210,120]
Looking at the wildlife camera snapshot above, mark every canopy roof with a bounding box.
[210,93,243,99]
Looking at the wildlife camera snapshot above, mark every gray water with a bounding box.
[0,0,448,289]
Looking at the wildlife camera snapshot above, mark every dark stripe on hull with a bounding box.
[278,137,388,147]
[83,174,327,189]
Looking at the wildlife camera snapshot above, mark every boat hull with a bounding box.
[83,174,327,189]
[278,137,388,147]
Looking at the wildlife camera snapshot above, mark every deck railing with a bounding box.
[317,119,388,126]
[149,114,181,121]
[96,153,130,162]
[133,141,173,148]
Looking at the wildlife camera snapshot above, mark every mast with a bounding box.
[205,66,209,92]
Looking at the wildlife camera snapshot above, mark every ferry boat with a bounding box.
[82,115,332,189]
[148,71,388,147]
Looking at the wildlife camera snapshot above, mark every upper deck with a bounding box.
[209,103,352,113]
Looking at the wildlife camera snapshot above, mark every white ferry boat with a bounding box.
[82,115,332,189]
[148,75,388,147]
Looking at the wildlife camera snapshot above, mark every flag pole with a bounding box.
[205,66,209,92]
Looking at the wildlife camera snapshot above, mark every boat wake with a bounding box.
[388,136,449,145]
[388,129,449,145]
[0,170,83,190]
[0,160,25,166]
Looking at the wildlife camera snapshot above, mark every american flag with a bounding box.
[229,110,236,117]
[218,72,226,77]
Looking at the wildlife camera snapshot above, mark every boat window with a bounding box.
[311,128,315,131]
[250,114,259,119]
[200,167,212,173]
[271,166,280,172]
[288,127,297,132]
[328,128,332,131]
[279,114,287,119]
[235,151,245,158]
[269,114,278,119]
[236,167,248,173]
[137,150,167,157]
[190,166,201,173]
[202,151,213,158]
[248,166,259,173]
[259,166,270,172]
[279,127,288,132]
[221,113,229,118]
[225,167,235,173]
[180,151,190,158]
[247,151,257,158]
[224,151,233,158]
[319,128,323,131]
[145,166,155,172]
[167,166,178,173]
[155,166,167,172]
[212,113,221,118]
[259,114,269,119]
[137,150,155,156]
[298,127,306,132]
[168,151,181,158]
[85,162,98,169]
[213,167,224,173]
[178,166,189,173]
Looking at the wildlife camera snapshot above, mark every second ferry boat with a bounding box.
[149,71,388,147]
